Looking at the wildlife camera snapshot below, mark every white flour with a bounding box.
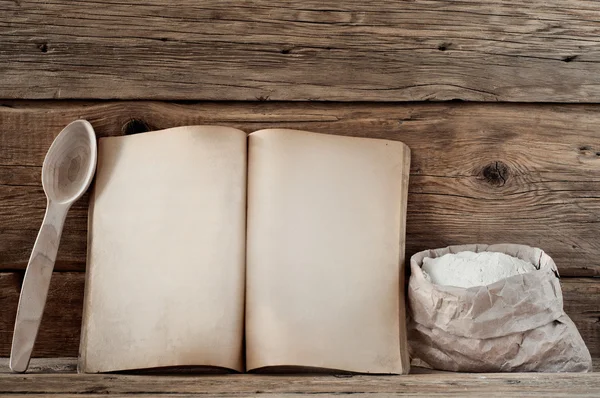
[421,251,537,288]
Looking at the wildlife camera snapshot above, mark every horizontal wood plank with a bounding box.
[1,101,599,276]
[561,278,600,367]
[0,273,598,366]
[0,358,77,374]
[0,273,84,358]
[0,363,599,397]
[2,1,600,101]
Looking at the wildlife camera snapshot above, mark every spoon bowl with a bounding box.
[42,120,97,204]
[10,120,97,373]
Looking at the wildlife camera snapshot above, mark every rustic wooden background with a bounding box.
[0,0,599,370]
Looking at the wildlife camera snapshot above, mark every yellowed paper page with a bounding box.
[246,129,410,374]
[79,126,247,373]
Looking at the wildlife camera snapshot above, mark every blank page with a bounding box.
[246,129,410,374]
[80,126,247,373]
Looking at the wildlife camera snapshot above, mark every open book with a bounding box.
[79,126,411,374]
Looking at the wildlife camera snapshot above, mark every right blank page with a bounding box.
[246,129,410,374]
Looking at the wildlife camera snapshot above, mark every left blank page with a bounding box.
[79,126,247,373]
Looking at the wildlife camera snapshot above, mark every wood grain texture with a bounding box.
[561,278,600,369]
[0,358,77,374]
[0,272,598,366]
[1,101,599,276]
[0,273,84,359]
[0,363,599,397]
[2,1,600,102]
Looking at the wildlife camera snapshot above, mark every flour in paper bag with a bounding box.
[421,251,537,288]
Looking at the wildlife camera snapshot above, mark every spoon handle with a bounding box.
[10,200,69,373]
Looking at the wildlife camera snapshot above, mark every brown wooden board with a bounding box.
[0,358,77,374]
[0,272,598,367]
[2,1,600,102]
[1,102,599,276]
[0,359,599,397]
[0,273,84,358]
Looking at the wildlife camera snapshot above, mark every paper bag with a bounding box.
[408,244,592,372]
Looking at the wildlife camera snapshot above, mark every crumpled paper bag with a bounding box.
[408,244,592,372]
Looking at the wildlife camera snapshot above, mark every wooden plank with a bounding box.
[561,278,600,369]
[0,369,599,397]
[0,273,84,358]
[1,1,600,102]
[0,358,77,374]
[1,273,598,365]
[0,395,594,398]
[1,101,599,276]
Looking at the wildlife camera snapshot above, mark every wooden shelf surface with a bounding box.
[0,358,599,397]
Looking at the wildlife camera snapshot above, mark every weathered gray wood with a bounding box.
[1,101,599,276]
[0,361,599,397]
[1,273,598,366]
[1,1,600,101]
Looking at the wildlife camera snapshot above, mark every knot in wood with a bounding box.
[122,119,150,135]
[481,161,509,187]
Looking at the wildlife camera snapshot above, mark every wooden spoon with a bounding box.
[10,120,97,373]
